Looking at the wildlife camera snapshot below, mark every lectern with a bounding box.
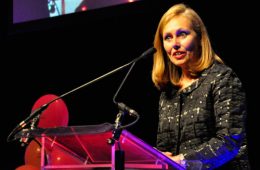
[16,123,191,170]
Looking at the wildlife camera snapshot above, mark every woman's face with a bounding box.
[162,15,200,70]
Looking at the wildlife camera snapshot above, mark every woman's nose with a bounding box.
[173,44,180,50]
[172,37,180,50]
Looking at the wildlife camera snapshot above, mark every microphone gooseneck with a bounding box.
[113,47,157,108]
[111,47,156,133]
[108,47,156,147]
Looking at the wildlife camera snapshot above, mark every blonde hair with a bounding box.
[152,3,223,90]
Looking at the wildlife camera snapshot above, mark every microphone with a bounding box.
[108,47,156,146]
[113,47,156,117]
[130,47,157,63]
[117,102,138,116]
[7,47,156,143]
[7,102,54,142]
[113,47,157,116]
[17,103,49,130]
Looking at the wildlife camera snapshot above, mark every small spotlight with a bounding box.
[81,5,88,11]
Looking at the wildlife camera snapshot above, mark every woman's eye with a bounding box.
[178,31,188,37]
[164,34,172,40]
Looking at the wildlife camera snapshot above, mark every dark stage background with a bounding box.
[1,0,257,169]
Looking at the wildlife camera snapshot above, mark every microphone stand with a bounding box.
[108,57,142,170]
[7,47,156,143]
[6,62,134,143]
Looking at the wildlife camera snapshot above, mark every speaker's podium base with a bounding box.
[17,123,189,170]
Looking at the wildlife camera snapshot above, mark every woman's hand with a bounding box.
[162,152,186,167]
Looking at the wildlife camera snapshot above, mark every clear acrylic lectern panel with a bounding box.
[17,123,198,170]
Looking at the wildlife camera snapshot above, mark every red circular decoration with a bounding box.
[31,94,69,128]
[24,140,41,168]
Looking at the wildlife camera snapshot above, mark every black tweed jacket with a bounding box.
[156,62,250,170]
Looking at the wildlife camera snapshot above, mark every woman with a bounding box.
[152,3,250,170]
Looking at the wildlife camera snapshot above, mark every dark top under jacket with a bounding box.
[156,62,250,170]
